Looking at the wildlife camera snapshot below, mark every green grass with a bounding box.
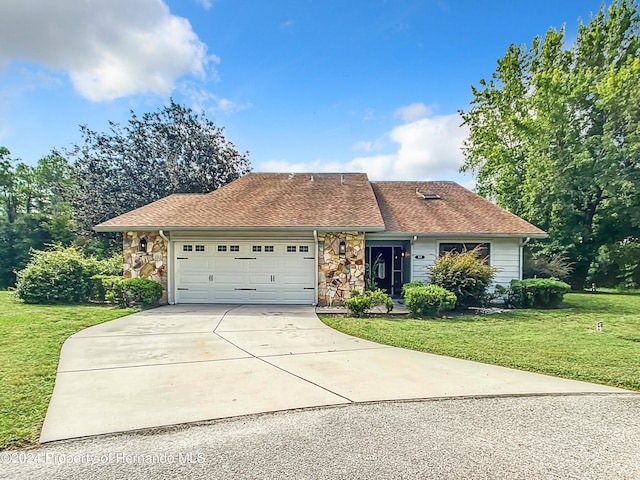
[0,291,137,450]
[321,292,640,392]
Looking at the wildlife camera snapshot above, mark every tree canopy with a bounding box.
[69,99,251,234]
[460,0,640,288]
[0,148,76,287]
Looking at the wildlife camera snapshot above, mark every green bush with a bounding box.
[401,280,425,296]
[505,278,571,308]
[121,278,163,308]
[404,284,457,318]
[429,247,497,309]
[92,275,163,308]
[90,275,122,303]
[345,288,394,317]
[14,245,118,304]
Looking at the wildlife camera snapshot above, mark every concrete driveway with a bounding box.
[40,305,627,442]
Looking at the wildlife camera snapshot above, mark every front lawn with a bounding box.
[0,291,137,450]
[320,292,640,392]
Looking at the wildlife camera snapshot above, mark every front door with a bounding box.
[367,245,405,296]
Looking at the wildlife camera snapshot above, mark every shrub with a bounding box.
[429,246,497,308]
[14,245,116,304]
[401,280,425,296]
[505,278,571,308]
[345,288,394,317]
[92,275,163,308]
[404,284,457,318]
[121,278,163,308]
[523,251,574,280]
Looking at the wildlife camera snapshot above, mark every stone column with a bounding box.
[317,232,365,306]
[123,231,169,305]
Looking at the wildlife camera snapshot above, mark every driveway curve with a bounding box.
[40,305,627,442]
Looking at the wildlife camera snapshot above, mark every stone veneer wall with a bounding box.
[123,231,169,305]
[317,232,365,306]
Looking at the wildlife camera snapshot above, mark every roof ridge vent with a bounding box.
[416,187,441,200]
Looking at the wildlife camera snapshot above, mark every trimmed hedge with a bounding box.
[505,278,571,308]
[92,275,163,309]
[403,284,457,318]
[345,288,394,317]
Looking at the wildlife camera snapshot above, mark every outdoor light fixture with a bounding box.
[339,240,347,255]
[139,237,148,253]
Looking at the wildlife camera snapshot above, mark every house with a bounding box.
[94,173,546,305]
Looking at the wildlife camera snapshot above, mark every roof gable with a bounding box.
[95,173,386,231]
[371,181,546,237]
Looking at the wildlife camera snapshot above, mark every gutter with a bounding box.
[313,229,318,306]
[519,236,531,281]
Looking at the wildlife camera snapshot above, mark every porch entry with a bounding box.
[365,242,410,297]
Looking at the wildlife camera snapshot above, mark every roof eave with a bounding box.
[94,225,387,233]
[371,231,548,239]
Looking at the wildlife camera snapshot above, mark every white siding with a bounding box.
[409,237,522,288]
[490,238,522,287]
[411,238,437,282]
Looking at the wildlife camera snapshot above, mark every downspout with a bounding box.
[158,230,173,304]
[519,237,531,281]
[313,229,319,306]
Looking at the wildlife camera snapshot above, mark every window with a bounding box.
[439,242,490,261]
[299,245,309,253]
[182,245,193,252]
[264,246,274,252]
[217,245,227,252]
[230,245,240,252]
[287,246,296,252]
[195,245,205,252]
[252,245,262,252]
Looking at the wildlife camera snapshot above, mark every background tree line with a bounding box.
[0,100,250,289]
[461,0,640,290]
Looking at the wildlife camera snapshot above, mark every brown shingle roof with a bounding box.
[95,174,546,237]
[94,173,386,231]
[371,181,546,237]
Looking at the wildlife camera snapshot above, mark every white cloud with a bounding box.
[257,113,469,181]
[352,141,373,152]
[0,0,211,101]
[393,102,433,122]
[194,0,212,9]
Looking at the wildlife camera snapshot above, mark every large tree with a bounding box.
[68,99,251,235]
[460,0,640,288]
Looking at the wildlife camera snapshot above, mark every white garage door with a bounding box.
[174,240,316,304]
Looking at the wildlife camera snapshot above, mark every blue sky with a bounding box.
[0,0,608,185]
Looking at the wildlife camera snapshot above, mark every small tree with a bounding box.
[429,246,497,308]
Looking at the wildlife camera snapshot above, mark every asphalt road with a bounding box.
[4,394,639,480]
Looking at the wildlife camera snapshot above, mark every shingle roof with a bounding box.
[95,174,546,237]
[94,173,386,231]
[371,181,546,237]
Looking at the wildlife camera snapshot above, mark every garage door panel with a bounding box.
[177,272,211,285]
[175,241,315,304]
[212,274,244,286]
[176,288,210,303]
[280,273,314,286]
